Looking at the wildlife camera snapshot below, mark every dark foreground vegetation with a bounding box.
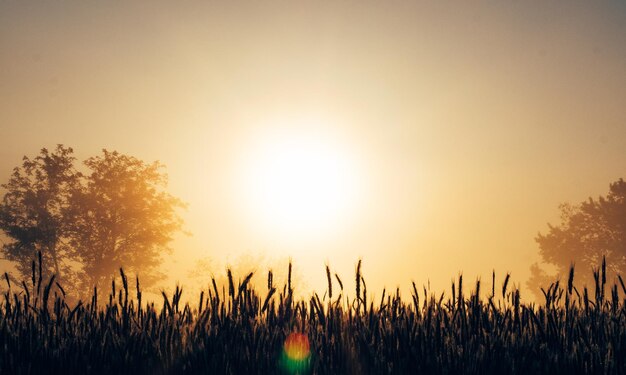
[2,257,626,374]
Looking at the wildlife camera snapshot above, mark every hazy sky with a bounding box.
[1,1,625,298]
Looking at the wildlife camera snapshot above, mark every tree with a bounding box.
[0,146,185,298]
[68,150,185,294]
[0,145,80,285]
[528,178,626,297]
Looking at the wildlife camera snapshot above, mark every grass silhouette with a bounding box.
[1,254,626,374]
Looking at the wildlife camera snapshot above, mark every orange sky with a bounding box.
[1,1,625,299]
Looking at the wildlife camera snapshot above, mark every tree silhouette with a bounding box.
[528,178,626,297]
[68,150,185,294]
[0,145,80,285]
[0,146,185,298]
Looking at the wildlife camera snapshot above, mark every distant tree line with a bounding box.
[0,145,185,298]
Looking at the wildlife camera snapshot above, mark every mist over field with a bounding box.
[1,2,625,373]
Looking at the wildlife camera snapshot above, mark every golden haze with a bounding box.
[1,1,625,299]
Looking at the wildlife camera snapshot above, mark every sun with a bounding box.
[238,127,361,241]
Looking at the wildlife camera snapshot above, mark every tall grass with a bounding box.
[1,254,626,374]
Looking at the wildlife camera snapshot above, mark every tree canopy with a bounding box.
[528,178,626,296]
[0,145,79,285]
[0,145,185,298]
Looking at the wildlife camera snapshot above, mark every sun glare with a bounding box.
[238,125,361,241]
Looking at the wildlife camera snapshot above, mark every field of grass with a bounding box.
[2,256,626,374]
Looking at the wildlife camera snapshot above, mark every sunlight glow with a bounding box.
[238,123,361,242]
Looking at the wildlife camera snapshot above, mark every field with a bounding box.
[2,257,626,374]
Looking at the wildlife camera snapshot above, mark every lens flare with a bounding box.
[280,332,311,374]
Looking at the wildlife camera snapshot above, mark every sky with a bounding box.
[1,1,625,299]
